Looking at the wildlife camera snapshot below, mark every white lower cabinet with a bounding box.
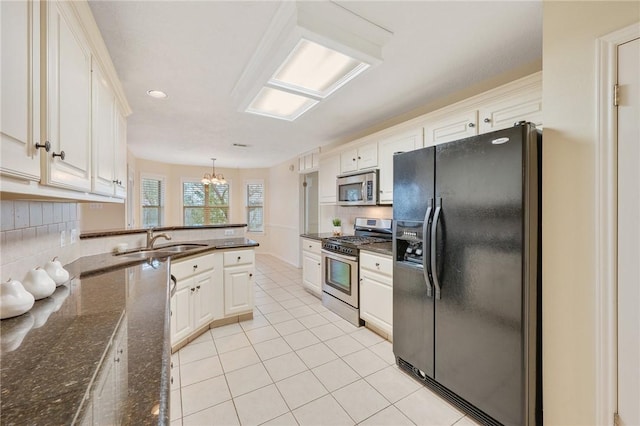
[170,249,255,349]
[223,249,255,316]
[90,314,128,425]
[359,251,393,338]
[170,253,223,347]
[301,238,322,297]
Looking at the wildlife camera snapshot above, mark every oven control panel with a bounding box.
[322,242,357,257]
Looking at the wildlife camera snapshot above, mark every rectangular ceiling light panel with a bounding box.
[246,86,319,121]
[269,38,370,99]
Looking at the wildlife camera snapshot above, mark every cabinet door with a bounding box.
[0,0,41,180]
[424,110,478,147]
[357,143,378,170]
[224,265,253,316]
[113,109,127,198]
[193,272,215,328]
[93,343,116,426]
[359,272,393,336]
[91,61,116,196]
[114,318,128,417]
[172,279,194,344]
[319,154,340,204]
[302,251,321,296]
[340,148,358,173]
[378,129,423,204]
[478,89,542,133]
[44,1,92,191]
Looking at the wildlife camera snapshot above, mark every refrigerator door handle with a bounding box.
[431,197,442,299]
[422,200,433,297]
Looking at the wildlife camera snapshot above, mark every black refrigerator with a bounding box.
[392,122,541,426]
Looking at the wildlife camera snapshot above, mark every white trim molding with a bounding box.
[595,22,640,426]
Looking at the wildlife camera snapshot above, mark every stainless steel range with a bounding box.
[321,218,392,326]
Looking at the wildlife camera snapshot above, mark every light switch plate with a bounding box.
[60,230,66,247]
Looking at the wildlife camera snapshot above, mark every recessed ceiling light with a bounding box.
[146,90,167,99]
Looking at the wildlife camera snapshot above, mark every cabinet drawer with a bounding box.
[302,238,321,255]
[360,252,393,277]
[223,249,255,266]
[172,253,216,280]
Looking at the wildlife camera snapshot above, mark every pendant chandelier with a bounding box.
[201,158,226,186]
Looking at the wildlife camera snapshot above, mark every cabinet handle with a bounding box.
[190,287,195,292]
[170,377,174,385]
[352,158,356,162]
[317,263,320,266]
[115,357,120,363]
[193,265,198,270]
[112,179,122,185]
[484,118,491,123]
[249,273,253,277]
[35,141,51,152]
[358,156,361,160]
[52,150,66,160]
[375,262,380,268]
[196,285,201,290]
[171,361,174,369]
[237,256,241,261]
[308,245,312,248]
[118,348,124,354]
[468,123,475,128]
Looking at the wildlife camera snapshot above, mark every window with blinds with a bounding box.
[183,181,230,225]
[141,177,164,228]
[246,181,264,232]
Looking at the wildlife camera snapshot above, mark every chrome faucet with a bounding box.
[146,229,171,249]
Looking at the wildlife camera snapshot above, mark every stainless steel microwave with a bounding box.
[336,170,378,206]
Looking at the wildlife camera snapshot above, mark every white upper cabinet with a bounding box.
[424,72,542,148]
[340,142,378,174]
[92,60,127,198]
[478,86,542,133]
[1,0,41,180]
[424,109,478,147]
[91,60,116,196]
[1,0,130,201]
[298,150,319,173]
[378,128,423,204]
[319,153,340,204]
[42,0,92,192]
[114,109,127,198]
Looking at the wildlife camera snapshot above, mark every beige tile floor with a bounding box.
[170,254,480,426]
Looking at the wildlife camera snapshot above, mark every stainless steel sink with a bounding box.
[159,244,208,253]
[115,243,208,258]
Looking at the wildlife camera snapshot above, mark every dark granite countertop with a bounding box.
[0,237,259,425]
[358,242,393,256]
[300,233,336,241]
[69,238,259,278]
[81,224,248,239]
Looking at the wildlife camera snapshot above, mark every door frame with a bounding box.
[595,22,640,426]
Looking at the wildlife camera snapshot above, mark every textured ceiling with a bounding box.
[89,1,542,169]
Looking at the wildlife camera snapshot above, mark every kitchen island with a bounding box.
[0,237,258,425]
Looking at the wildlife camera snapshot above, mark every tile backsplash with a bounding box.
[1,201,81,283]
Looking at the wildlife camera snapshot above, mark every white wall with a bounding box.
[542,2,639,424]
[267,159,301,266]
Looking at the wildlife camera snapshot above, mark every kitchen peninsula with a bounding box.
[0,228,258,425]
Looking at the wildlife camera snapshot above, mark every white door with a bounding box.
[617,36,640,426]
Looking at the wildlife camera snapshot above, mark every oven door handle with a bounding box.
[321,249,358,263]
